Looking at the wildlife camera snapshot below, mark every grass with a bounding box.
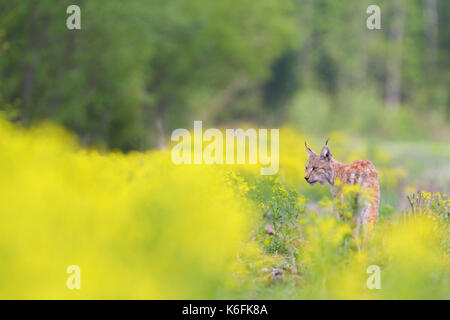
[0,115,448,299]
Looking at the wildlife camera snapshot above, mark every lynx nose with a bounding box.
[304,176,309,182]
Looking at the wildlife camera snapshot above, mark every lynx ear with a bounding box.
[305,141,314,157]
[320,145,332,161]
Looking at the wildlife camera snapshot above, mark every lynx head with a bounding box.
[304,140,333,186]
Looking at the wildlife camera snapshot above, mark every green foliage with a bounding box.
[407,190,449,220]
[0,116,449,299]
[238,183,449,299]
[0,0,449,300]
[297,212,352,298]
[406,190,450,253]
[1,1,449,149]
[228,151,450,299]
[249,177,305,257]
[228,174,305,259]
[0,0,296,149]
[287,89,332,136]
[379,204,394,219]
[319,181,371,227]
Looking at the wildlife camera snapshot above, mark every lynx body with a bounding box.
[304,142,379,233]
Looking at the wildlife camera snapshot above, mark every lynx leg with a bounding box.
[358,202,377,252]
[361,184,379,234]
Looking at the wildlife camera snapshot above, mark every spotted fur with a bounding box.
[304,142,379,233]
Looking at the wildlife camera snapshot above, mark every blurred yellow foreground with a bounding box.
[0,117,448,299]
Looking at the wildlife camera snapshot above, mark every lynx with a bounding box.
[304,140,380,234]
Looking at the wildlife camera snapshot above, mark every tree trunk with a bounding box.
[154,102,166,150]
[21,1,38,122]
[424,0,438,79]
[385,0,405,109]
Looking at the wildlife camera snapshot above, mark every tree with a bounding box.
[0,0,296,149]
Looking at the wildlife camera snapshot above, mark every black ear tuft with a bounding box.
[305,141,314,157]
[320,145,332,161]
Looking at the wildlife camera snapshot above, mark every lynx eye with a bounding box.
[312,166,317,170]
